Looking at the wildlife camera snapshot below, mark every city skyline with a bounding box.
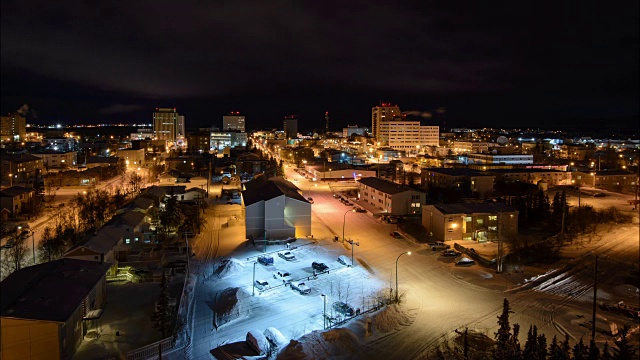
[1,1,638,129]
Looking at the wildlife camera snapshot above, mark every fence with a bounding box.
[125,337,174,360]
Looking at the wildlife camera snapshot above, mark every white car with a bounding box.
[290,282,311,295]
[454,257,475,266]
[255,280,269,290]
[338,255,351,267]
[273,271,292,284]
[278,251,296,261]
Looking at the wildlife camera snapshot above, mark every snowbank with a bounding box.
[264,327,289,348]
[277,329,361,359]
[203,257,245,281]
[247,329,269,355]
[372,304,412,333]
[214,287,251,327]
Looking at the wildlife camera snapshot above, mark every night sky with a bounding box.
[1,1,638,130]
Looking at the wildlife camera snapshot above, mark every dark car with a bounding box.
[441,249,461,257]
[258,255,274,266]
[353,207,366,213]
[390,231,402,239]
[332,301,355,316]
[312,262,329,272]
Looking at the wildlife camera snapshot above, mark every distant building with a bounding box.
[0,186,34,215]
[153,108,184,142]
[187,129,212,153]
[283,115,299,139]
[371,103,402,142]
[130,128,154,141]
[32,151,78,170]
[357,177,426,215]
[343,125,365,137]
[1,153,44,183]
[422,203,518,242]
[378,120,439,151]
[0,259,111,360]
[463,153,533,165]
[572,170,637,193]
[242,177,311,240]
[223,112,246,132]
[491,168,571,187]
[422,168,495,198]
[117,148,145,168]
[43,138,78,152]
[0,113,26,142]
[210,131,247,150]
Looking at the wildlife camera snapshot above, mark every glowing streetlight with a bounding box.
[342,209,355,243]
[395,251,411,302]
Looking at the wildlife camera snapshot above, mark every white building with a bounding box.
[343,125,366,137]
[378,121,439,152]
[210,131,248,150]
[242,177,311,240]
[33,151,78,169]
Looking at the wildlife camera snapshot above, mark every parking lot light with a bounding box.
[253,262,257,296]
[321,294,327,330]
[395,251,411,303]
[342,209,355,243]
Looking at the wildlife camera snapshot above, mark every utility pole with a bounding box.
[184,232,190,275]
[592,255,598,340]
[346,239,359,267]
[497,213,503,273]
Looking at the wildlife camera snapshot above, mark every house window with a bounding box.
[476,219,484,225]
[125,238,130,244]
[94,256,99,260]
[447,228,453,232]
[488,216,497,221]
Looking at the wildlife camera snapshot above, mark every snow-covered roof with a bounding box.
[242,178,306,206]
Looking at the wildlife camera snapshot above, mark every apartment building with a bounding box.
[0,113,26,142]
[371,103,402,142]
[421,168,495,198]
[357,177,426,215]
[422,203,518,242]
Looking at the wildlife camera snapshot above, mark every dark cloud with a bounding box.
[1,0,637,127]
[98,104,146,115]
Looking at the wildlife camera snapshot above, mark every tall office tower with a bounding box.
[153,108,182,141]
[371,102,402,142]
[0,113,27,142]
[223,111,246,132]
[325,111,329,134]
[283,115,299,139]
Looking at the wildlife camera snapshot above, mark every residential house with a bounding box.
[422,203,518,242]
[0,259,111,359]
[0,186,34,216]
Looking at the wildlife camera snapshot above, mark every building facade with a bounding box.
[464,153,534,165]
[371,103,401,142]
[421,168,495,198]
[422,203,518,242]
[117,148,145,168]
[357,177,426,215]
[223,112,246,132]
[378,121,439,151]
[1,153,44,183]
[153,108,183,142]
[32,151,78,170]
[0,113,26,143]
[283,115,298,139]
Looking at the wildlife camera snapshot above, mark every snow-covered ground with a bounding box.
[175,168,639,360]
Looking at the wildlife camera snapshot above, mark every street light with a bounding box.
[8,173,12,187]
[321,294,327,329]
[395,251,411,303]
[342,209,355,243]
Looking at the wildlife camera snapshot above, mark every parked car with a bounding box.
[258,255,274,266]
[428,241,451,251]
[273,271,292,283]
[387,217,398,224]
[312,262,329,272]
[332,301,355,316]
[593,192,607,197]
[390,231,402,239]
[3,239,15,249]
[278,251,296,261]
[337,255,351,267]
[307,197,314,204]
[290,281,311,295]
[255,280,269,290]
[454,257,475,266]
[353,207,366,213]
[441,249,461,257]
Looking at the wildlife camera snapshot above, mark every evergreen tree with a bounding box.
[524,325,540,360]
[512,323,523,360]
[151,273,172,338]
[587,339,600,360]
[573,337,589,360]
[538,333,548,360]
[494,298,515,360]
[601,342,612,360]
[558,334,571,360]
[613,327,636,360]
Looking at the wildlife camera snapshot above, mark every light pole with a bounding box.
[346,239,359,267]
[253,262,257,296]
[395,251,411,303]
[32,230,36,265]
[8,173,13,187]
[321,294,327,329]
[342,209,355,243]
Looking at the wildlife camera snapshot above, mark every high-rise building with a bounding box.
[283,115,298,139]
[223,112,246,132]
[1,113,27,142]
[153,108,183,142]
[371,103,401,142]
